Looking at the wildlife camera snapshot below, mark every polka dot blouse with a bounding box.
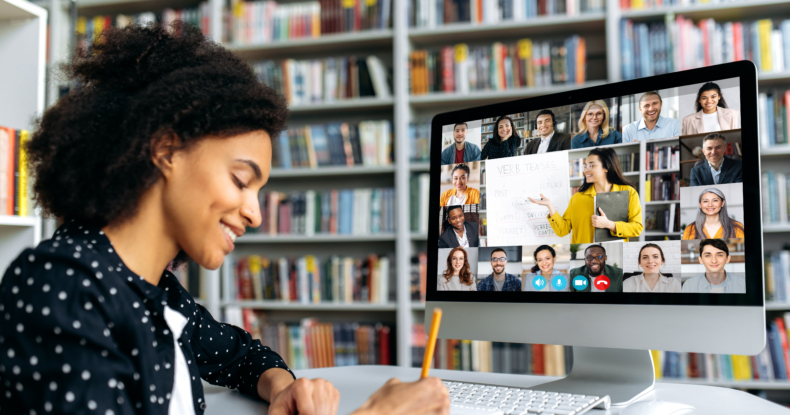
[0,220,294,414]
[480,135,520,160]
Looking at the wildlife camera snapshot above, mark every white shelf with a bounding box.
[270,165,395,178]
[227,30,393,61]
[0,215,38,226]
[761,146,790,157]
[221,301,397,311]
[766,302,790,311]
[410,162,430,172]
[569,171,639,181]
[646,168,679,175]
[643,231,681,236]
[411,233,427,241]
[411,302,426,311]
[764,224,790,234]
[658,378,790,390]
[236,234,397,243]
[645,201,679,206]
[289,97,394,115]
[0,0,45,20]
[620,0,790,20]
[408,81,608,108]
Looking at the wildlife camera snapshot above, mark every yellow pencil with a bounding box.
[421,307,443,379]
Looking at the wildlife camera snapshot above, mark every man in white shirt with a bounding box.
[681,239,746,293]
[523,109,571,155]
[622,91,681,142]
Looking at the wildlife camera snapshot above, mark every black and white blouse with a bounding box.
[0,220,293,414]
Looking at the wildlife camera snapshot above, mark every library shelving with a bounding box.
[27,0,790,397]
[0,0,46,279]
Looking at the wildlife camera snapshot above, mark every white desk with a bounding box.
[204,365,788,415]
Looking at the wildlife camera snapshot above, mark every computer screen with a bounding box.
[428,62,763,309]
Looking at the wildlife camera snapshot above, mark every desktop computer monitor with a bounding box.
[425,61,764,405]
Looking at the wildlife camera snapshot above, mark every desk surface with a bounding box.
[204,365,788,415]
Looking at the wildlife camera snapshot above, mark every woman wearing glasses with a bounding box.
[530,147,643,244]
[437,247,477,291]
[570,100,622,149]
[523,245,569,292]
[623,244,682,293]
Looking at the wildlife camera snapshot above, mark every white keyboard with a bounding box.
[443,380,611,415]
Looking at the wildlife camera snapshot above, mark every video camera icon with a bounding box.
[572,276,588,290]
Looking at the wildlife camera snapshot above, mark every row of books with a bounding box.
[644,203,679,233]
[271,121,392,169]
[409,120,432,162]
[249,189,396,236]
[251,55,390,106]
[0,127,29,217]
[170,261,208,302]
[765,251,790,304]
[225,314,393,369]
[569,154,639,177]
[645,143,679,171]
[762,171,790,225]
[409,173,431,235]
[759,90,790,149]
[225,0,392,45]
[409,36,587,95]
[231,254,391,304]
[620,0,742,10]
[621,16,790,81]
[408,0,604,28]
[77,5,211,50]
[644,173,679,202]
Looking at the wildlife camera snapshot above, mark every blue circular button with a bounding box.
[532,275,547,290]
[572,275,588,290]
[552,275,567,290]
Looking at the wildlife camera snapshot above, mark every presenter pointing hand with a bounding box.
[529,193,556,217]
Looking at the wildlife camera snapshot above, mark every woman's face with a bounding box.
[163,131,270,270]
[699,89,720,114]
[448,208,465,231]
[452,169,468,190]
[699,192,724,216]
[639,247,663,273]
[535,249,555,273]
[497,119,512,139]
[451,251,465,272]
[585,105,604,129]
[583,154,608,185]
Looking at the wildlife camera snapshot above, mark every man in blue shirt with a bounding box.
[622,91,681,142]
[477,248,522,291]
[681,239,745,293]
[441,122,481,165]
[689,132,743,186]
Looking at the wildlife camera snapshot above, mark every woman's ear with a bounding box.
[150,131,183,177]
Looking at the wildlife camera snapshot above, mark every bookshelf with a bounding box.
[29,0,790,393]
[0,0,45,279]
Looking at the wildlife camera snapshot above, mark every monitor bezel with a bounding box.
[426,60,763,307]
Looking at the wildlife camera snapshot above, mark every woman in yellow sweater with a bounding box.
[682,187,744,239]
[440,163,480,206]
[529,147,643,243]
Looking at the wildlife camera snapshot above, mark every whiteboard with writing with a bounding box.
[485,152,571,246]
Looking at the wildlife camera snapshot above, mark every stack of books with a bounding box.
[645,143,679,171]
[272,121,392,169]
[408,0,604,28]
[0,126,29,217]
[644,205,679,233]
[621,16,790,80]
[409,36,587,94]
[251,188,396,236]
[765,250,790,303]
[409,120,432,162]
[231,254,391,304]
[226,314,393,369]
[225,0,392,45]
[763,171,790,225]
[644,174,679,202]
[252,55,391,105]
[759,90,790,149]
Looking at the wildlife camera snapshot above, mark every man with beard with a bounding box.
[622,91,680,142]
[438,205,480,248]
[441,122,481,165]
[569,244,623,292]
[477,248,522,291]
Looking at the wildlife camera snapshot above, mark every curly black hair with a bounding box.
[27,21,289,228]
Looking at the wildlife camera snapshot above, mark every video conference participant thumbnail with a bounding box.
[689,133,743,186]
[682,186,744,240]
[523,110,572,155]
[439,163,481,206]
[681,239,745,293]
[437,246,478,291]
[531,147,643,243]
[477,247,522,291]
[569,244,623,293]
[570,100,623,149]
[622,243,682,293]
[438,205,480,248]
[441,122,481,165]
[523,245,569,292]
[681,81,740,135]
[622,91,680,142]
[481,116,520,160]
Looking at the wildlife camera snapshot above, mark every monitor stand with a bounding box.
[535,346,655,406]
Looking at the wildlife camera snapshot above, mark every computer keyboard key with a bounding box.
[450,403,505,415]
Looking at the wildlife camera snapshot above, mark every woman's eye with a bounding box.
[233,176,247,189]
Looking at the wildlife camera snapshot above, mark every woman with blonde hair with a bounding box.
[438,247,477,291]
[571,100,623,149]
[682,188,745,239]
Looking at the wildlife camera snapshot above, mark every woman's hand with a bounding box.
[352,377,450,415]
[529,193,556,217]
[268,378,340,415]
[591,207,616,231]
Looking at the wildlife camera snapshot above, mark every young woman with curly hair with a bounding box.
[0,23,448,415]
[437,247,476,291]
